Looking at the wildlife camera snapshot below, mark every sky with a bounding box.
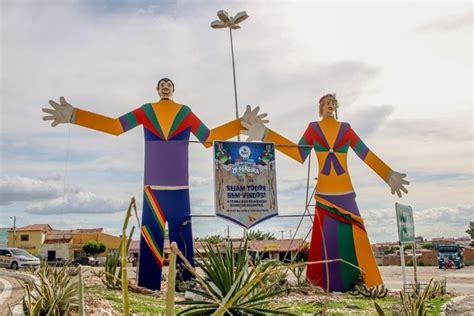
[1,0,472,244]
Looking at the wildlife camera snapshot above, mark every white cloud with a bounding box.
[361,204,474,243]
[415,9,472,32]
[0,175,132,215]
[415,205,473,225]
[24,191,129,215]
[0,175,62,205]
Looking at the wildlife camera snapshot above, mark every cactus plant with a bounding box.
[78,267,85,316]
[391,278,447,316]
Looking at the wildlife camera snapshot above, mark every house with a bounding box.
[7,224,52,255]
[69,228,121,260]
[128,238,309,265]
[39,229,73,261]
[9,224,122,262]
[0,228,8,248]
[431,237,456,246]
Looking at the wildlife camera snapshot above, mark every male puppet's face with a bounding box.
[158,80,174,99]
[321,96,337,117]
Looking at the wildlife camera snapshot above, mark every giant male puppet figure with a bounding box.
[42,78,266,290]
[243,94,409,292]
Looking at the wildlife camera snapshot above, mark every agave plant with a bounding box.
[23,264,78,315]
[177,240,293,315]
[287,252,308,287]
[102,225,135,290]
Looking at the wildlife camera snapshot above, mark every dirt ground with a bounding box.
[80,265,473,315]
[116,264,474,294]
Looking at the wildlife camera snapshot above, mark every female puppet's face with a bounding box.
[320,96,337,117]
[158,80,174,99]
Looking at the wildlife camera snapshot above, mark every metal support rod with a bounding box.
[12,216,16,248]
[229,28,240,141]
[283,154,315,261]
[191,214,316,218]
[412,242,419,292]
[400,243,407,292]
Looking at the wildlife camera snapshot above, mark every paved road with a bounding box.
[0,274,24,316]
[445,294,474,315]
[379,266,474,294]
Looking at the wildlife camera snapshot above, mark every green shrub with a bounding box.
[83,240,106,258]
[177,240,293,315]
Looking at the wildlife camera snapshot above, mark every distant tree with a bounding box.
[403,244,413,250]
[421,243,435,250]
[195,234,224,244]
[246,230,276,241]
[383,247,396,255]
[466,222,474,239]
[83,240,106,258]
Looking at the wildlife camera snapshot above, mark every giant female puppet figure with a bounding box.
[244,94,409,292]
[42,78,266,291]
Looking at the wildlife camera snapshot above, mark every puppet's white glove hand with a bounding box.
[240,105,269,141]
[387,171,409,198]
[42,97,75,127]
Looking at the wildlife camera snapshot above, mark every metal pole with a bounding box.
[229,28,240,141]
[412,242,419,292]
[400,243,407,292]
[12,216,16,248]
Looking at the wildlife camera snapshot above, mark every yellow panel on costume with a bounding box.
[153,100,182,139]
[315,151,355,194]
[318,117,340,148]
[353,226,383,287]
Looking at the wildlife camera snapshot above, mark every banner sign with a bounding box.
[395,202,415,244]
[214,141,278,229]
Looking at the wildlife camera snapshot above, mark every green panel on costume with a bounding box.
[338,222,359,291]
[168,105,191,136]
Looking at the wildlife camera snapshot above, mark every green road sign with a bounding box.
[395,203,415,244]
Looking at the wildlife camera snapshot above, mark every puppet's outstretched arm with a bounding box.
[263,129,308,163]
[240,119,314,164]
[42,97,142,136]
[188,106,268,148]
[347,125,409,197]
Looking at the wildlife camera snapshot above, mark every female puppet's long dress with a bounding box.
[265,116,392,292]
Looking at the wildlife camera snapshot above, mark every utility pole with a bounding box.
[11,216,16,247]
[279,230,285,240]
